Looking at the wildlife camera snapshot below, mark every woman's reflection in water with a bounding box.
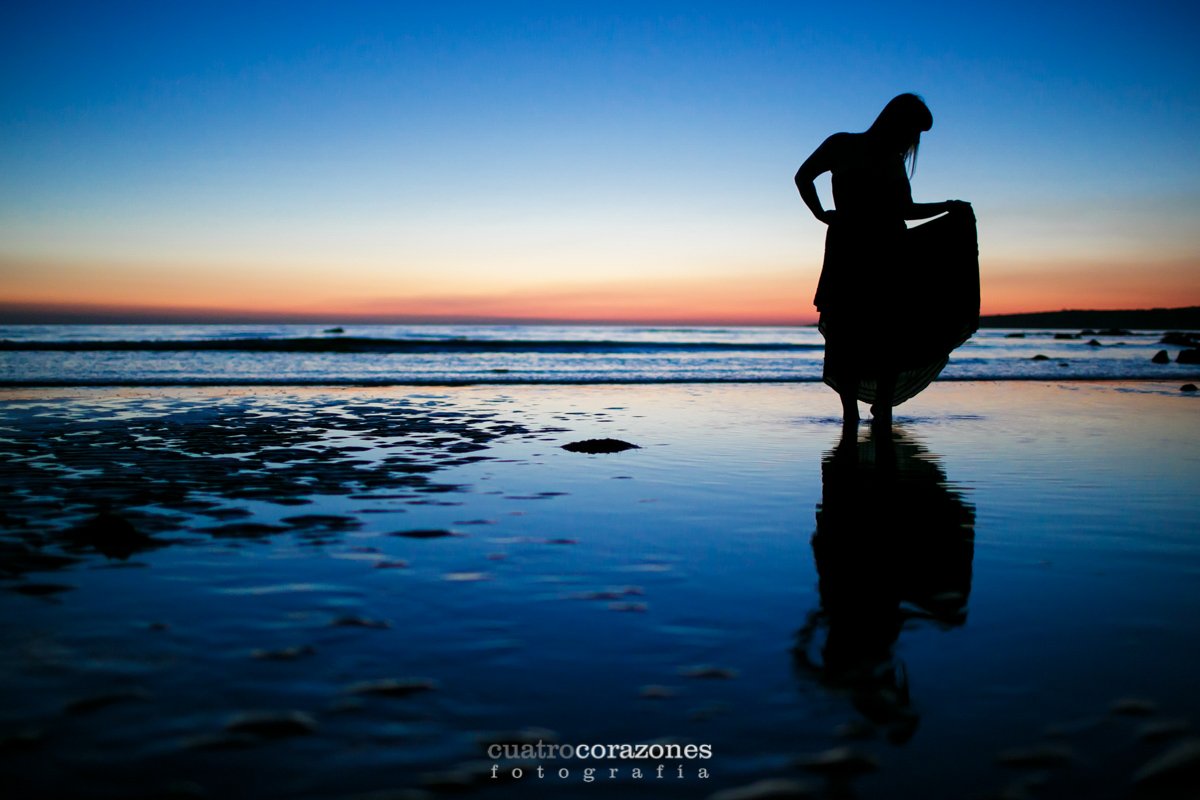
[794,426,975,744]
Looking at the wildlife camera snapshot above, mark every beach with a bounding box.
[2,380,1199,799]
[7,1,1200,796]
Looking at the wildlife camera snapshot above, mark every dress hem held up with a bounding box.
[816,207,980,406]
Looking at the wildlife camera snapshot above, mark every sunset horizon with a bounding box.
[4,4,1198,324]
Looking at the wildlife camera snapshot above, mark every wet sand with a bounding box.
[1,382,1199,799]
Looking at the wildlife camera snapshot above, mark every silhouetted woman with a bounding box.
[795,94,979,428]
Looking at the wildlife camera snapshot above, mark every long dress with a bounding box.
[814,147,979,406]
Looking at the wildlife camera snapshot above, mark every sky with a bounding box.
[1,0,1198,324]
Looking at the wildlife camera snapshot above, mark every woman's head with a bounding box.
[869,93,933,175]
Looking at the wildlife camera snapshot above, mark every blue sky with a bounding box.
[2,1,1197,321]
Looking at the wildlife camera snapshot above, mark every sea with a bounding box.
[4,330,1200,798]
[1,324,1197,384]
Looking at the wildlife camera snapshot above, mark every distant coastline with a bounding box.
[976,307,1200,330]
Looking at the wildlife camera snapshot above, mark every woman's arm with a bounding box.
[794,136,839,225]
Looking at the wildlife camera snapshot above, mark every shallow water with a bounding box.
[3,324,1199,383]
[1,382,1198,799]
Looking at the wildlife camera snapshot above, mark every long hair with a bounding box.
[868,93,933,177]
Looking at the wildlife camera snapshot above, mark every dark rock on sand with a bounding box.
[1182,384,1198,392]
[390,528,460,539]
[63,509,157,559]
[561,438,640,454]
[224,710,317,738]
[1177,348,1200,364]
[1152,350,1171,364]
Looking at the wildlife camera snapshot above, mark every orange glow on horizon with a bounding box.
[2,254,1197,325]
[979,256,1200,317]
